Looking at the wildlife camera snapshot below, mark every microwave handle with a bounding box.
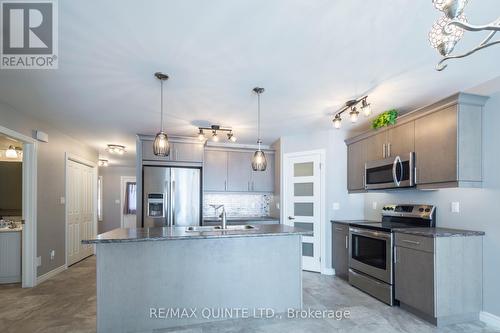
[392,156,402,187]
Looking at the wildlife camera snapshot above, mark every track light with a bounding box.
[197,125,236,143]
[212,130,219,142]
[227,132,237,142]
[332,95,371,128]
[198,129,206,141]
[361,99,372,117]
[333,114,342,129]
[349,107,359,123]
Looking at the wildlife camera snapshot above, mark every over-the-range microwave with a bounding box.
[364,152,415,190]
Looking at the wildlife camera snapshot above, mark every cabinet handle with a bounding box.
[345,235,348,249]
[414,167,418,185]
[402,239,420,245]
[387,143,391,157]
[383,143,386,158]
[224,180,227,191]
[394,246,398,263]
[288,216,295,220]
[334,227,344,231]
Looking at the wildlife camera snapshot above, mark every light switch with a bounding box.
[36,256,41,267]
[451,202,460,213]
[372,202,378,210]
[60,197,65,204]
[115,199,120,204]
[332,202,340,210]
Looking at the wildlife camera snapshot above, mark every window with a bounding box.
[97,176,103,221]
[124,182,137,215]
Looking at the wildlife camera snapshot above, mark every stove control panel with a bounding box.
[381,204,435,220]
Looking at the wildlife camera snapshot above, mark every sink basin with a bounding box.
[185,225,256,232]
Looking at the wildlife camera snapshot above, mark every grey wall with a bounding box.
[280,130,365,271]
[98,166,136,233]
[0,101,98,276]
[362,92,500,317]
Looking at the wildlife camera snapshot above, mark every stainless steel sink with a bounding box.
[185,225,256,232]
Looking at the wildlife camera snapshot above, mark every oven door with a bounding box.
[349,227,393,284]
[364,152,414,190]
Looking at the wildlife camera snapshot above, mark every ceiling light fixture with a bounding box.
[98,159,109,167]
[251,87,267,172]
[429,0,500,71]
[197,125,236,143]
[152,72,170,156]
[5,145,18,158]
[331,96,371,129]
[106,144,126,155]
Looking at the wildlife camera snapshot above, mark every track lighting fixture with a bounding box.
[332,96,371,129]
[196,125,236,143]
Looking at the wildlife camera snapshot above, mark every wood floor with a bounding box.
[0,256,498,333]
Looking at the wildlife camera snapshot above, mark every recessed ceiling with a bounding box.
[1,0,499,166]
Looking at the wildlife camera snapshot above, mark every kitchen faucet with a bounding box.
[219,206,227,229]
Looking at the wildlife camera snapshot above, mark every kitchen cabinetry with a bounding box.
[0,231,21,284]
[332,223,349,280]
[141,138,204,163]
[394,232,483,326]
[204,149,275,193]
[345,92,488,192]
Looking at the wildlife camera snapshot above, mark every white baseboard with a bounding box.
[36,265,66,285]
[321,267,335,275]
[480,311,500,328]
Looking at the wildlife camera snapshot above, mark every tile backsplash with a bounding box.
[203,194,271,218]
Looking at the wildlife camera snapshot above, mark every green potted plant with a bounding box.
[371,109,398,129]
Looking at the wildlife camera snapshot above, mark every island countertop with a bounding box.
[83,224,311,244]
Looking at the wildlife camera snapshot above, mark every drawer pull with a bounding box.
[335,227,344,231]
[402,239,421,245]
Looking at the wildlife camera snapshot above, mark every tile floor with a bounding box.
[0,256,498,333]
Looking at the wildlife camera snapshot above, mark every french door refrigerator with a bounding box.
[142,166,201,228]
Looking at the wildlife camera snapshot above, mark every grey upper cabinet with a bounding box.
[251,153,275,192]
[332,223,349,280]
[171,142,204,163]
[365,131,387,162]
[347,140,365,192]
[141,140,172,161]
[227,151,253,191]
[394,232,483,326]
[387,121,415,157]
[203,150,228,191]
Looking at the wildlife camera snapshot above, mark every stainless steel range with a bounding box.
[348,204,436,305]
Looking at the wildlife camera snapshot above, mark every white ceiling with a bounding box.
[1,0,500,166]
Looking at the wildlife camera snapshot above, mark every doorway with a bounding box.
[120,176,137,228]
[283,150,325,273]
[65,154,97,266]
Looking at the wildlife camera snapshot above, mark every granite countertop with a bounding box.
[394,227,485,238]
[0,227,23,233]
[203,216,279,222]
[83,224,311,244]
[331,220,379,225]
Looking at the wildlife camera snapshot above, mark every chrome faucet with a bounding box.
[219,206,227,229]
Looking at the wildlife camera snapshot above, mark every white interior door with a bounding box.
[67,159,95,266]
[121,176,137,229]
[284,152,322,272]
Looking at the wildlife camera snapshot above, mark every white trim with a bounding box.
[322,267,335,275]
[64,153,98,268]
[480,311,500,328]
[0,124,38,288]
[36,265,66,285]
[120,176,137,228]
[282,149,326,274]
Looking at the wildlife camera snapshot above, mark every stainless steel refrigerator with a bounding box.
[142,166,201,228]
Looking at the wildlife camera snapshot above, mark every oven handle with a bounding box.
[349,227,391,240]
[392,156,402,187]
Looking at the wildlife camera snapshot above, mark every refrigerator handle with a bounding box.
[171,180,176,226]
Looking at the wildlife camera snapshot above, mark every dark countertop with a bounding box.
[82,225,311,244]
[331,220,379,225]
[394,227,485,238]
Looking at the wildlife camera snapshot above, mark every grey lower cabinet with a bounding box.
[394,232,483,326]
[332,223,349,280]
[0,231,21,284]
[204,149,275,193]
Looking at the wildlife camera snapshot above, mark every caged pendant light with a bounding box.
[251,87,267,172]
[153,72,171,156]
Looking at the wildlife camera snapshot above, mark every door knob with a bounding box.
[288,216,295,220]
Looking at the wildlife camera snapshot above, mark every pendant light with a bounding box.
[251,87,267,171]
[153,72,170,156]
[5,145,18,158]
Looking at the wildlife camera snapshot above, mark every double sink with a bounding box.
[185,225,256,232]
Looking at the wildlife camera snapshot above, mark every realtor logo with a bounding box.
[1,0,58,69]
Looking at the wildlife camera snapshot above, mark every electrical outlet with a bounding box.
[50,250,55,261]
[36,256,41,267]
[332,202,340,210]
[115,199,120,204]
[276,203,280,209]
[372,202,378,210]
[60,197,65,204]
[451,202,460,213]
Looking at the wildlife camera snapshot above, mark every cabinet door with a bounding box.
[395,246,435,316]
[203,150,228,191]
[172,142,204,162]
[227,151,253,192]
[387,121,415,157]
[347,140,365,191]
[415,106,457,184]
[365,131,387,162]
[141,140,172,161]
[333,224,349,280]
[251,153,275,192]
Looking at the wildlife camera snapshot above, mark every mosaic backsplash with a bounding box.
[203,194,271,218]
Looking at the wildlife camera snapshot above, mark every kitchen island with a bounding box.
[83,224,309,333]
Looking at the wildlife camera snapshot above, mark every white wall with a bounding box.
[363,92,500,317]
[279,129,365,271]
